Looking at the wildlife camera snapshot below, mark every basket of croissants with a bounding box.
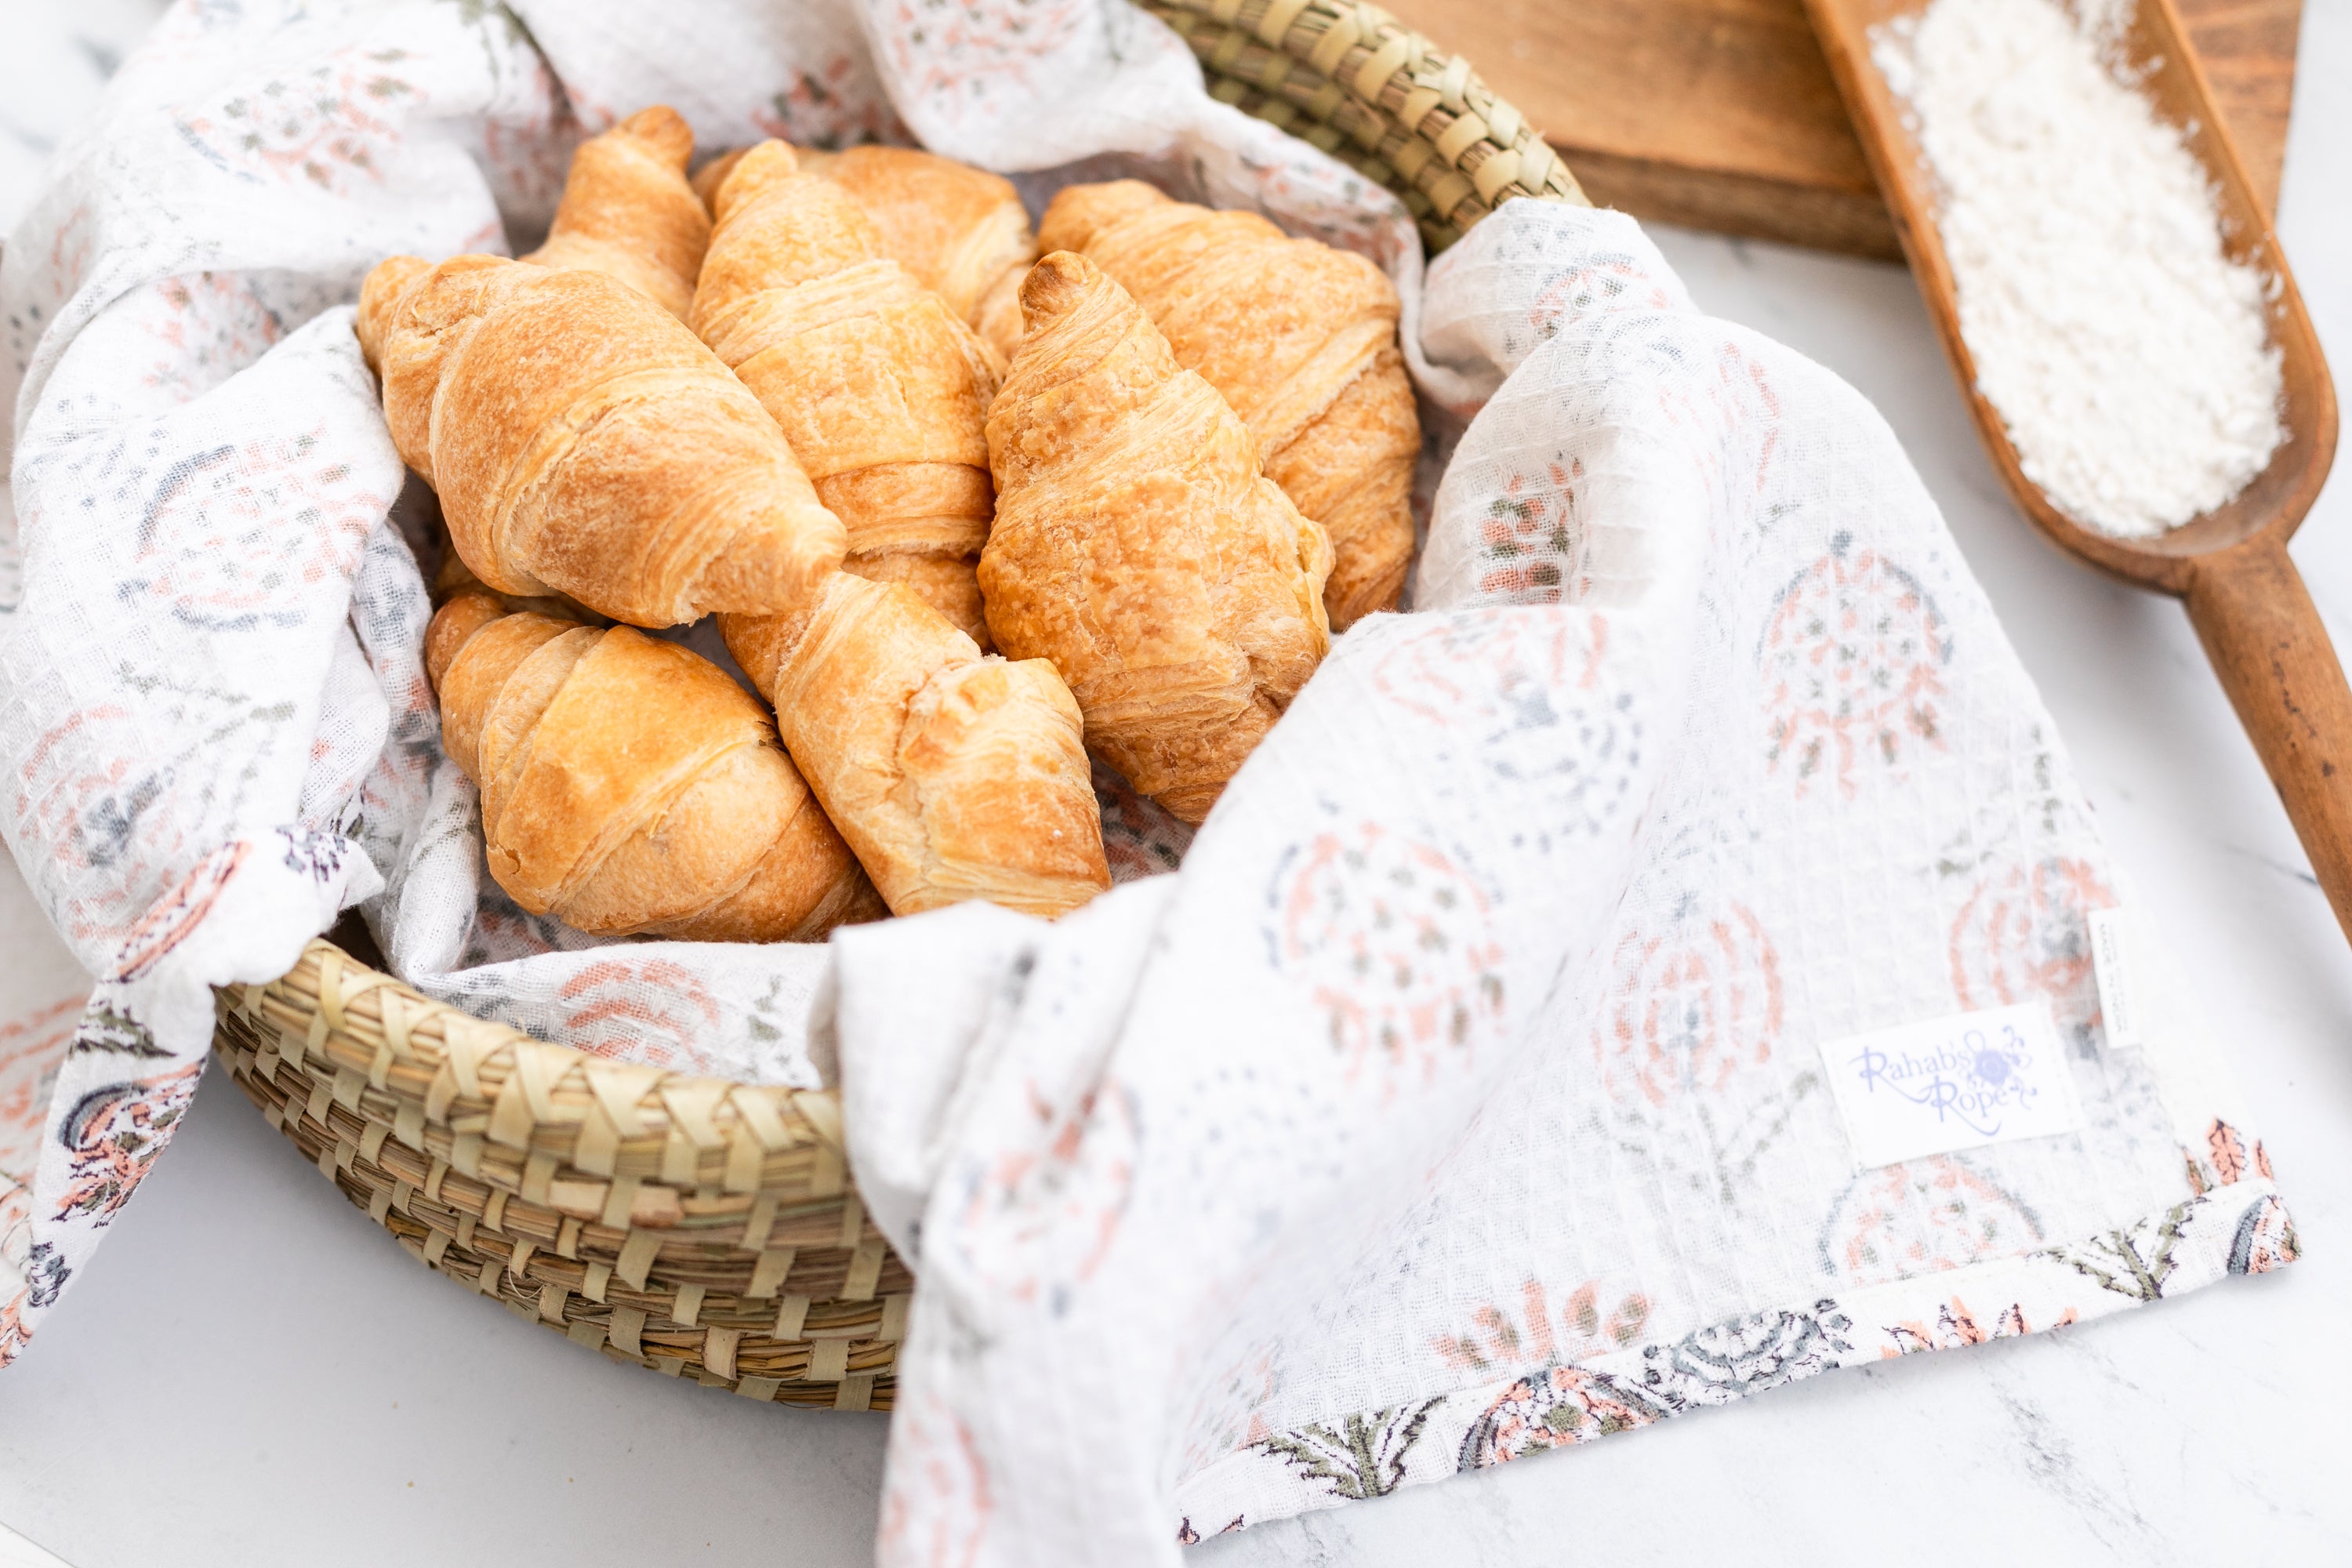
[209,0,1585,1412]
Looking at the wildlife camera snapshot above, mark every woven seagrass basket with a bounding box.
[211,0,1582,1413]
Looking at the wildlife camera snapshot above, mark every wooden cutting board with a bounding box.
[1374,0,2304,259]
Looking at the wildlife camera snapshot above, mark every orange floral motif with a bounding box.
[54,1062,202,1225]
[557,959,724,1073]
[1476,459,1585,603]
[1821,1158,2044,1286]
[1268,823,1505,1093]
[1594,903,1782,1107]
[1882,1296,2074,1356]
[2185,1118,2270,1196]
[1761,542,1948,797]
[1947,856,2114,1025]
[1432,1277,1653,1375]
[1457,1364,1670,1468]
[2209,1120,2249,1185]
[112,840,247,982]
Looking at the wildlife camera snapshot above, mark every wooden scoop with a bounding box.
[1806,0,2347,942]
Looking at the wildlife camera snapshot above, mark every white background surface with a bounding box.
[3,2,2350,1563]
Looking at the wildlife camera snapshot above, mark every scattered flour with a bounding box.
[1874,0,2283,539]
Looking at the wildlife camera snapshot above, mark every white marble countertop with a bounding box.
[4,3,2350,1565]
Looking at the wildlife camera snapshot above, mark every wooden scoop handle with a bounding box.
[2184,537,2352,944]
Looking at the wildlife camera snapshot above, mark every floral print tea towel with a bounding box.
[828,206,2296,1563]
[0,3,2292,1565]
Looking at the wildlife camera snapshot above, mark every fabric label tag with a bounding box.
[2086,907,2143,1050]
[1818,1000,2084,1167]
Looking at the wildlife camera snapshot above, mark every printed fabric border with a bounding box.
[1169,1173,2295,1542]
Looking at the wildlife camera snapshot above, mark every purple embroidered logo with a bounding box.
[1849,1022,2040,1138]
[1820,1000,2084,1167]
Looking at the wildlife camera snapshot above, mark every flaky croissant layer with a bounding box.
[1039,180,1418,630]
[358,254,847,629]
[522,105,710,321]
[688,142,1110,920]
[722,573,1112,920]
[760,144,1037,365]
[695,140,1001,648]
[982,251,1332,825]
[429,594,880,942]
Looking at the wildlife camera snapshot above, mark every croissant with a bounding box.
[1038,181,1417,629]
[357,253,845,627]
[688,146,1109,919]
[695,140,999,647]
[694,145,1035,360]
[522,106,710,321]
[427,597,880,941]
[721,573,1110,919]
[791,145,1036,363]
[982,251,1332,824]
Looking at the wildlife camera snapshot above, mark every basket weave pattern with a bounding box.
[214,942,911,1409]
[1141,0,1586,250]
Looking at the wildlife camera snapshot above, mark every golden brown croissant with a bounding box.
[695,140,1000,648]
[427,596,880,941]
[523,106,710,321]
[357,253,845,628]
[982,251,1332,824]
[689,146,1110,919]
[789,145,1036,364]
[692,144,1034,360]
[1038,181,1417,629]
[430,540,606,626]
[722,572,1109,919]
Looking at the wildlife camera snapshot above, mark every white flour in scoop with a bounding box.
[1874,0,2283,539]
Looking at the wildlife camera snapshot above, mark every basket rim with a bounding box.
[1142,0,1588,251]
